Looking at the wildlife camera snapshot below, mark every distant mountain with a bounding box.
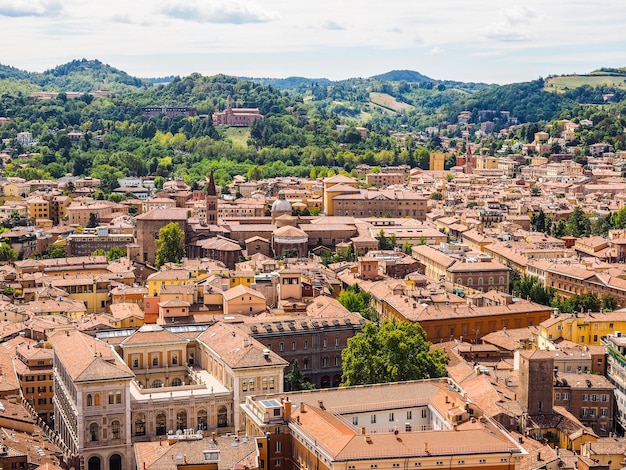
[370,69,433,83]
[240,76,333,89]
[0,59,147,93]
[0,64,31,81]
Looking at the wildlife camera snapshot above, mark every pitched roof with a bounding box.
[49,329,133,382]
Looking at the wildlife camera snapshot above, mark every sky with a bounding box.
[2,0,626,84]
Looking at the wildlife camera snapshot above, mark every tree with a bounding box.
[91,249,106,257]
[247,165,264,181]
[376,229,396,250]
[513,275,555,306]
[107,246,126,262]
[0,242,17,262]
[285,360,315,391]
[565,206,591,238]
[341,320,448,386]
[154,222,185,269]
[44,245,67,259]
[86,212,99,228]
[529,184,541,196]
[430,191,443,200]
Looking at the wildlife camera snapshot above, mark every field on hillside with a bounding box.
[222,127,250,147]
[545,74,626,93]
[369,92,414,112]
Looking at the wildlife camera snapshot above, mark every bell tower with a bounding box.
[205,170,218,224]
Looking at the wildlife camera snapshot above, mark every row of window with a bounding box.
[348,459,506,470]
[24,374,52,382]
[457,277,505,286]
[580,407,609,418]
[86,392,122,406]
[89,421,121,441]
[25,386,52,393]
[276,338,340,351]
[132,355,180,368]
[242,377,275,392]
[351,410,426,425]
[581,394,610,402]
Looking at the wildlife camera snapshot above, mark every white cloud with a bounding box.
[430,47,445,56]
[161,0,280,24]
[0,0,62,17]
[322,20,345,31]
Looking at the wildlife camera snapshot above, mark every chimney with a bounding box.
[318,400,325,410]
[300,401,305,413]
[212,432,217,443]
[361,426,366,435]
[283,397,291,421]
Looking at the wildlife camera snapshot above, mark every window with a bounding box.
[279,343,284,352]
[275,441,281,452]
[109,393,115,405]
[132,359,139,368]
[26,387,34,394]
[303,340,308,350]
[436,462,444,466]
[263,378,269,391]
[389,412,395,422]
[90,423,99,441]
[135,413,146,436]
[242,380,248,392]
[335,356,340,366]
[38,398,46,405]
[37,374,46,381]
[335,338,339,346]
[371,415,376,424]
[323,338,328,348]
[322,357,329,368]
[269,377,275,390]
[422,409,427,418]
[38,386,46,393]
[25,376,34,382]
[152,357,159,367]
[111,420,120,440]
[172,355,178,365]
[601,408,608,417]
[353,417,359,425]
[292,342,296,350]
[407,411,412,419]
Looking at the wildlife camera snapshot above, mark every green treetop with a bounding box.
[154,222,185,269]
[341,320,448,387]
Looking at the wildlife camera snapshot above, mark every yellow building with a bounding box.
[429,151,446,171]
[538,311,626,348]
[322,174,359,215]
[27,197,50,221]
[229,270,255,288]
[146,268,197,297]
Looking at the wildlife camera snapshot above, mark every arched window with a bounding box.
[156,412,167,436]
[218,406,228,427]
[115,392,122,404]
[89,422,99,441]
[322,356,329,368]
[268,377,275,390]
[197,409,207,430]
[499,276,505,285]
[86,394,93,406]
[171,378,182,387]
[111,420,120,440]
[467,278,473,286]
[88,456,101,470]
[242,380,248,392]
[109,454,122,470]
[262,378,268,391]
[94,393,100,406]
[488,277,494,285]
[478,278,483,286]
[321,375,330,388]
[152,380,163,388]
[135,413,146,436]
[176,410,187,430]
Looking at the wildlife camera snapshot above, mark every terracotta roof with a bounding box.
[197,322,287,369]
[49,329,133,382]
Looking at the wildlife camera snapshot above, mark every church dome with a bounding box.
[271,190,292,213]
